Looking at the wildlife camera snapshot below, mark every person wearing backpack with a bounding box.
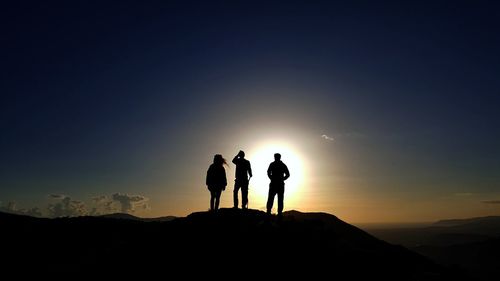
[232,150,252,209]
[206,154,228,211]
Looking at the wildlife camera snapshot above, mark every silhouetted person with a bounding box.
[266,153,290,217]
[206,154,227,211]
[232,150,252,209]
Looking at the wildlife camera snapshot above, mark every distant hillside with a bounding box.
[363,216,500,248]
[415,237,500,281]
[0,209,467,280]
[432,216,500,235]
[99,212,143,220]
[99,213,177,222]
[434,216,500,227]
[361,215,500,281]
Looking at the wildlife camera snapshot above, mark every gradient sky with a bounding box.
[1,1,500,222]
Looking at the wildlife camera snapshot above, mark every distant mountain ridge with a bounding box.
[99,212,143,220]
[434,216,500,227]
[99,212,177,222]
[364,215,500,248]
[0,210,177,222]
[432,216,500,235]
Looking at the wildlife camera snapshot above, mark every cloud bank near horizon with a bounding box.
[482,200,500,204]
[0,193,150,218]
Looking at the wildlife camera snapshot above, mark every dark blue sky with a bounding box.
[1,1,499,221]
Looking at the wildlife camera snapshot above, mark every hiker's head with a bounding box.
[274,153,281,161]
[238,150,245,158]
[213,154,227,166]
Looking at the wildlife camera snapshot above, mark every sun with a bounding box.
[246,141,305,210]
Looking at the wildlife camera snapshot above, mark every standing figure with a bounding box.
[206,154,227,211]
[266,153,290,217]
[232,150,252,209]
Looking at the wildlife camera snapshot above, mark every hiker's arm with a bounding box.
[206,168,210,185]
[232,155,238,164]
[248,162,253,178]
[223,169,227,187]
[284,165,290,181]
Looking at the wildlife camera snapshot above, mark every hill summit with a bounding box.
[1,208,466,279]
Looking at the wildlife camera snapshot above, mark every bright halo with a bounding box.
[247,142,305,209]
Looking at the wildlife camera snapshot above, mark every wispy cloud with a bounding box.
[49,194,67,199]
[321,134,334,141]
[482,200,500,204]
[321,132,366,141]
[455,193,473,197]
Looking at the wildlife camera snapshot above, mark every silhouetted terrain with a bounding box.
[433,216,500,234]
[1,209,468,280]
[99,212,177,222]
[364,216,500,248]
[363,216,500,281]
[415,237,500,281]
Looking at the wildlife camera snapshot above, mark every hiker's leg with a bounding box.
[266,185,276,214]
[233,183,240,208]
[214,190,221,210]
[210,190,215,211]
[277,187,284,216]
[242,186,248,209]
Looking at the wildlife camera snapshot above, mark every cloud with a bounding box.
[2,192,151,217]
[111,193,149,213]
[49,194,67,199]
[92,195,108,203]
[0,201,42,217]
[90,195,119,215]
[455,193,473,197]
[48,195,88,217]
[482,200,500,204]
[6,201,16,211]
[0,201,17,213]
[19,207,42,217]
[321,134,334,141]
[90,193,150,215]
[324,132,366,140]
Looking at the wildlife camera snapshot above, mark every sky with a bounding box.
[1,0,500,223]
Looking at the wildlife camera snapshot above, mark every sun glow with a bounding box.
[246,141,306,210]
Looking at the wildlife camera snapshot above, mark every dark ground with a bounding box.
[1,209,471,280]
